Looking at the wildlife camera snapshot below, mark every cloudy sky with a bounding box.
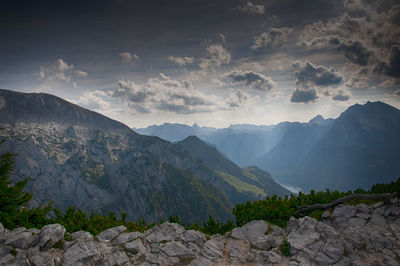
[1,0,399,127]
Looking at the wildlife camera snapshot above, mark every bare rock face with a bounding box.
[1,199,399,265]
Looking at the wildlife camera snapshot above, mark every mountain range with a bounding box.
[0,89,290,224]
[137,101,400,192]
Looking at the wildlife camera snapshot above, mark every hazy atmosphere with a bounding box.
[1,0,400,127]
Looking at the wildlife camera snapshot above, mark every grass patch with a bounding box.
[280,239,291,257]
[216,171,266,197]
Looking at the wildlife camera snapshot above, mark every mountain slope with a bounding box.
[0,89,251,223]
[136,123,283,166]
[176,136,291,198]
[254,119,333,173]
[274,101,400,191]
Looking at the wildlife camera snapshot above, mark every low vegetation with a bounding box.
[1,149,399,236]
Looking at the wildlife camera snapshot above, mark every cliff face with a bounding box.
[1,199,399,265]
[0,122,232,224]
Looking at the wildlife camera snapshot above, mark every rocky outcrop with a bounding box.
[1,199,400,265]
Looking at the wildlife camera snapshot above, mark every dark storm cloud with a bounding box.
[290,61,349,103]
[290,89,318,103]
[293,62,343,89]
[330,37,374,66]
[252,27,292,49]
[298,2,400,87]
[224,70,276,91]
[235,2,265,15]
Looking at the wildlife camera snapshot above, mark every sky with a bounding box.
[1,0,400,128]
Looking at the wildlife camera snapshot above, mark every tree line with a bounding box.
[1,149,399,236]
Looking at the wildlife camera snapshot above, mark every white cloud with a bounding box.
[168,56,195,66]
[39,58,87,85]
[236,2,265,15]
[119,52,139,63]
[252,27,292,49]
[199,44,231,71]
[111,74,225,114]
[74,90,111,111]
[228,89,259,108]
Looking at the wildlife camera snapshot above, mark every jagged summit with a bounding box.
[308,114,325,124]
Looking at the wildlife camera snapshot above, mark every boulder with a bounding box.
[161,241,196,258]
[5,228,38,250]
[231,220,269,242]
[145,222,184,243]
[113,231,143,245]
[123,238,146,255]
[97,225,127,243]
[39,224,66,250]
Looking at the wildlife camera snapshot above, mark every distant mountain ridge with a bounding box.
[137,101,400,192]
[0,89,290,224]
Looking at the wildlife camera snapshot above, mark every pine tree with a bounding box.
[0,148,32,228]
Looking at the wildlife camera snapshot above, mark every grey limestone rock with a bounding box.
[200,236,225,263]
[145,222,184,243]
[5,228,38,250]
[71,230,94,242]
[231,220,269,242]
[39,224,66,250]
[123,238,146,255]
[102,250,130,266]
[332,205,356,219]
[161,241,196,258]
[97,225,127,243]
[113,231,143,245]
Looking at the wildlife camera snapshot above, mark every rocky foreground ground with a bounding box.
[1,199,400,265]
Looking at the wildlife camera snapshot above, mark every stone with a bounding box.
[0,245,12,258]
[200,236,225,262]
[113,231,143,245]
[71,230,94,242]
[287,217,320,251]
[332,205,356,219]
[369,213,387,226]
[5,228,38,250]
[160,256,180,266]
[123,238,146,254]
[347,217,367,228]
[179,230,205,246]
[315,222,339,239]
[322,240,344,262]
[356,212,370,220]
[367,232,393,251]
[97,225,126,243]
[39,224,66,250]
[161,241,195,258]
[286,216,299,233]
[231,220,269,242]
[28,251,60,266]
[266,251,281,264]
[188,256,213,266]
[356,203,370,214]
[345,230,365,249]
[145,222,184,243]
[63,241,104,265]
[385,206,400,217]
[102,251,130,266]
[250,234,277,250]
